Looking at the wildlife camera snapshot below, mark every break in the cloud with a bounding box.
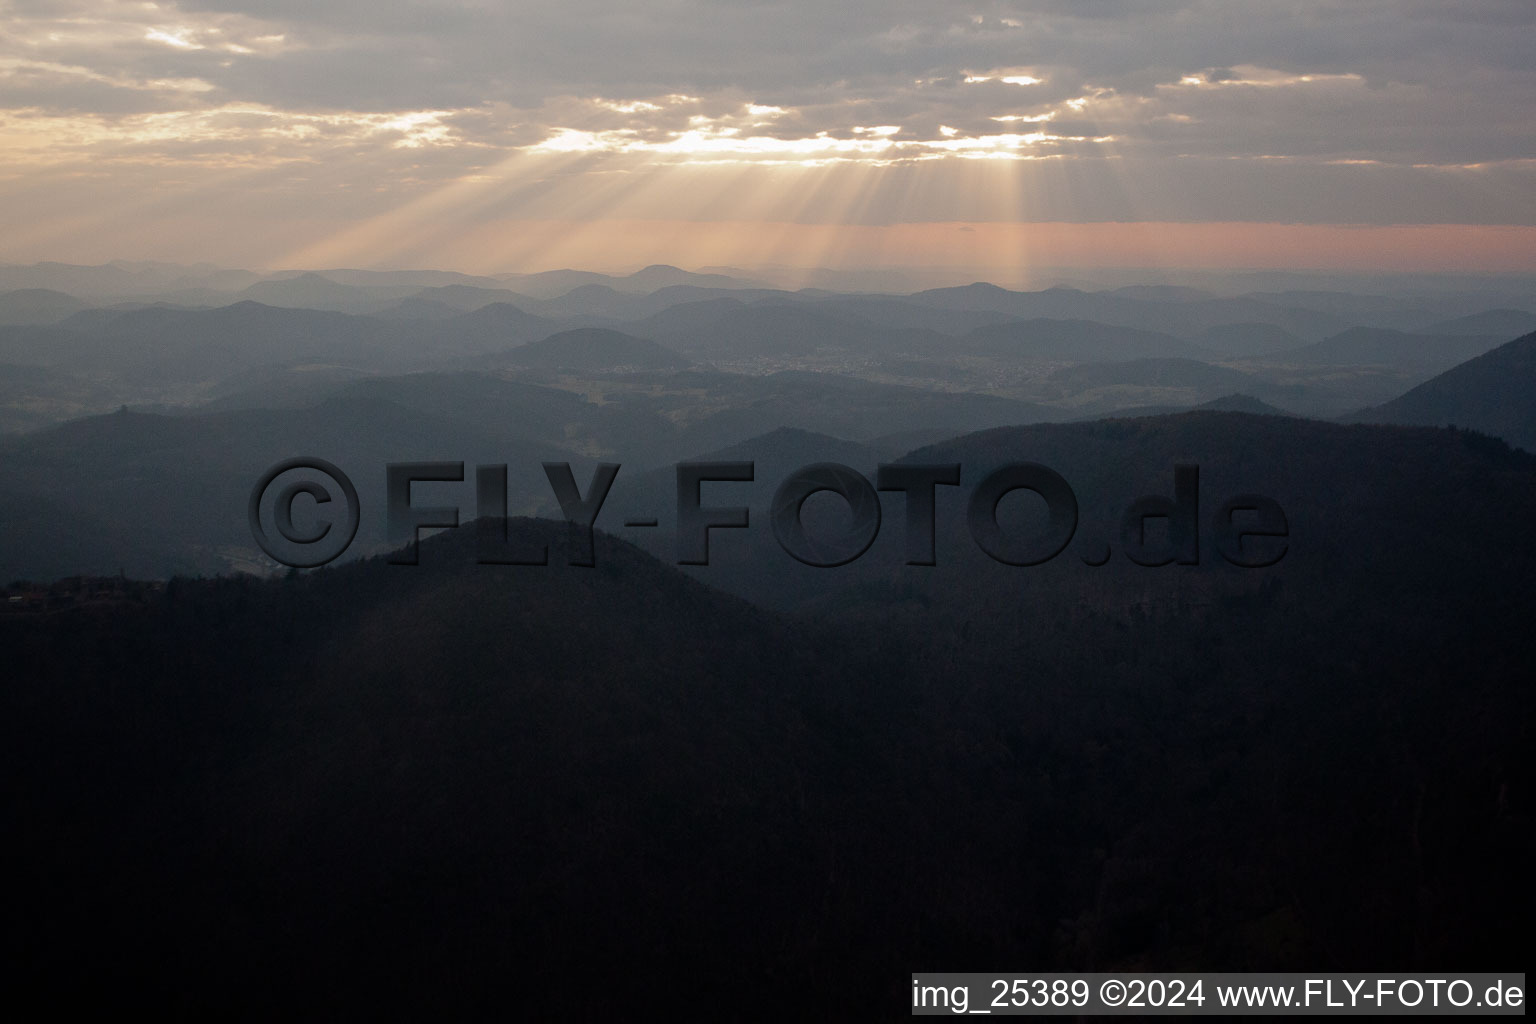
[0,0,1532,271]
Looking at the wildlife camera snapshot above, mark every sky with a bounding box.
[1,0,1532,279]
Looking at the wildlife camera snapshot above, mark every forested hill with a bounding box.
[6,465,1532,1014]
[1346,330,1536,451]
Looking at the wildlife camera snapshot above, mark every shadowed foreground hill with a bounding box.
[5,437,1533,1018]
[5,522,865,1014]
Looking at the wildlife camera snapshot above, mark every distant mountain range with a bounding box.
[0,260,1531,452]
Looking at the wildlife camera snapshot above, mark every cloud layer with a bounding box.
[2,1,1532,267]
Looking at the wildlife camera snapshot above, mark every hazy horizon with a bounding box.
[6,255,1535,300]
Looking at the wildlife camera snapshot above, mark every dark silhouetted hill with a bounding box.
[1345,330,1536,451]
[1195,392,1292,415]
[4,418,1531,1012]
